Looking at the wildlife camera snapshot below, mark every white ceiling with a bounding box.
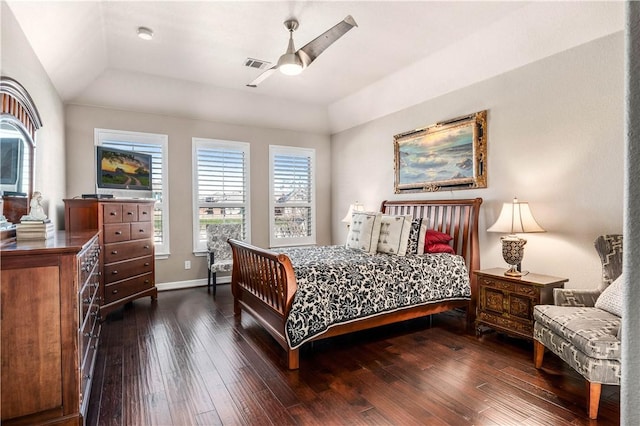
[6,1,624,134]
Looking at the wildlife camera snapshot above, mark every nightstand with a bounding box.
[474,268,568,340]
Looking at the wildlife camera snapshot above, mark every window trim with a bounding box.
[192,137,251,253]
[94,128,170,257]
[269,145,316,248]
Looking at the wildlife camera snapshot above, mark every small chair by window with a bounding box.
[206,223,242,297]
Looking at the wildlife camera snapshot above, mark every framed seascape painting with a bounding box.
[394,110,487,193]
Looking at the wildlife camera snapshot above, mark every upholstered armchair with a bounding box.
[206,223,242,297]
[533,234,622,419]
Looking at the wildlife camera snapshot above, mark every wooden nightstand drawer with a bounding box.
[477,311,534,338]
[474,268,568,340]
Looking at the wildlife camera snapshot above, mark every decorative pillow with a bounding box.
[595,273,624,317]
[407,219,428,255]
[345,212,382,254]
[425,242,455,255]
[424,229,453,252]
[377,214,412,256]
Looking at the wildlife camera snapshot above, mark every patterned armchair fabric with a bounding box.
[553,234,623,306]
[533,234,623,419]
[206,223,242,296]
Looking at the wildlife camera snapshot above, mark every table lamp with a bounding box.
[487,197,545,277]
[341,202,364,226]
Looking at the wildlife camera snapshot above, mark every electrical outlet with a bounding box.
[184,260,191,270]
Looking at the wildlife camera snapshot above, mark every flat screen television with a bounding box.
[96,146,152,198]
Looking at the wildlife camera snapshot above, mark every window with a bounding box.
[269,145,315,247]
[192,138,250,253]
[95,129,170,257]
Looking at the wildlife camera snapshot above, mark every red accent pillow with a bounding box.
[424,229,452,248]
[424,230,454,254]
[425,242,455,255]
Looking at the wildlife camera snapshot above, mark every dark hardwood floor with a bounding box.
[87,285,620,425]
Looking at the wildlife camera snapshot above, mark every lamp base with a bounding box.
[504,265,522,277]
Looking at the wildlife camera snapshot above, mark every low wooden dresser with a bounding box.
[474,268,568,340]
[1,231,100,425]
[64,199,157,317]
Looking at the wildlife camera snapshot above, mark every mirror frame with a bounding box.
[1,76,43,223]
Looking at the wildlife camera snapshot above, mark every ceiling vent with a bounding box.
[244,58,271,70]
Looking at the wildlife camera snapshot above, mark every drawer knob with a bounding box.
[112,270,118,275]
[144,280,150,284]
[144,245,150,249]
[139,229,145,233]
[110,211,116,216]
[111,250,118,255]
[115,231,122,235]
[112,289,118,294]
[144,262,150,267]
[127,211,133,215]
[142,211,148,215]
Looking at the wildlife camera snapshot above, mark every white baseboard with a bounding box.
[156,276,231,292]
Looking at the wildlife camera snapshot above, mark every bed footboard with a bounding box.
[228,239,300,368]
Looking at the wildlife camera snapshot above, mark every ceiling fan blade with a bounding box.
[297,15,358,67]
[246,65,278,87]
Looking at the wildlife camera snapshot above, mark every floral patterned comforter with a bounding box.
[274,245,471,349]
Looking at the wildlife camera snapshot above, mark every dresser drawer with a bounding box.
[104,256,154,284]
[79,307,100,363]
[130,221,153,240]
[122,204,139,222]
[104,239,153,263]
[138,203,153,222]
[79,281,98,323]
[80,321,100,413]
[103,203,123,223]
[103,223,131,243]
[104,273,154,304]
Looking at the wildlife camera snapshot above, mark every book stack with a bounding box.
[16,219,55,241]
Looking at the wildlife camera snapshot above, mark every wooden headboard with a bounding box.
[380,198,483,277]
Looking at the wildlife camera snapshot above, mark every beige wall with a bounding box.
[1,3,66,229]
[65,105,331,284]
[331,33,624,290]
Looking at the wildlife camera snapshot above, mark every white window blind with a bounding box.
[269,145,315,247]
[192,138,250,252]
[95,129,170,257]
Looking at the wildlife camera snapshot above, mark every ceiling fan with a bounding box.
[247,15,358,88]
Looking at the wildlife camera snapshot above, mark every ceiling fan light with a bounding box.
[277,53,303,76]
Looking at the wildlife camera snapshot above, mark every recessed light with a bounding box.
[137,27,154,41]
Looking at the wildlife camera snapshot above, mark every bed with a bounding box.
[228,198,483,369]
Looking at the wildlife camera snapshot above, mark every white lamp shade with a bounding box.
[487,198,545,234]
[341,202,365,223]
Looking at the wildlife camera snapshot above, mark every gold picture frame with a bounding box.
[394,110,487,193]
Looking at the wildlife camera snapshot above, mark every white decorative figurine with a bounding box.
[23,191,48,221]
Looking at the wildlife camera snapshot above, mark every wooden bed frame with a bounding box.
[228,198,483,369]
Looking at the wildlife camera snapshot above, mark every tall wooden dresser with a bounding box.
[64,199,157,317]
[1,231,100,425]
